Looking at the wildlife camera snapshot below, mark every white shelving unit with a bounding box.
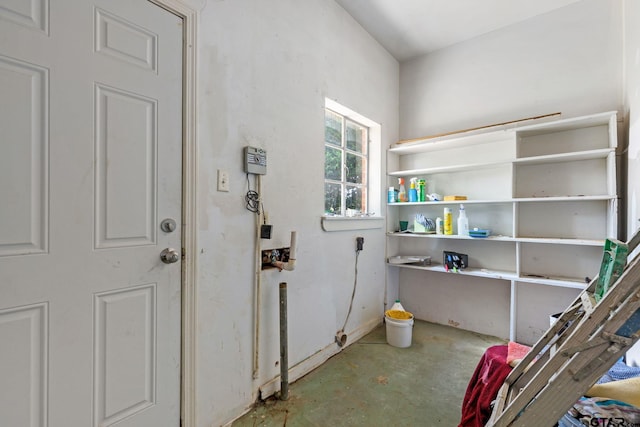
[386,111,619,344]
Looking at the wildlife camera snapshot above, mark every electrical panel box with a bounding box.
[244,146,267,175]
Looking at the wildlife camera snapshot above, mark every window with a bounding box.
[324,108,368,216]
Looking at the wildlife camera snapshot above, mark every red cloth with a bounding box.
[459,345,512,427]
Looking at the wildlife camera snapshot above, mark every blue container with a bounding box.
[408,188,417,202]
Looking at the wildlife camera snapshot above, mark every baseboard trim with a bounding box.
[258,316,382,398]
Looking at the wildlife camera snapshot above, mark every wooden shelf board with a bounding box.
[388,199,512,206]
[387,232,513,241]
[514,111,617,136]
[387,232,605,247]
[514,195,614,202]
[387,195,614,206]
[388,160,509,176]
[514,148,614,165]
[515,237,605,246]
[389,130,512,155]
[388,262,517,280]
[389,149,613,177]
[388,262,590,289]
[515,275,588,289]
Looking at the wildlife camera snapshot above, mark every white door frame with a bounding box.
[147,1,198,426]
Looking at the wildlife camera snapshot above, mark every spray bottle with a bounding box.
[457,204,469,236]
[408,178,418,202]
[398,178,407,202]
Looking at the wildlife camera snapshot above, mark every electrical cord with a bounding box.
[341,247,360,333]
[245,173,261,215]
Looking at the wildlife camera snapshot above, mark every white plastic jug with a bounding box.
[390,300,405,311]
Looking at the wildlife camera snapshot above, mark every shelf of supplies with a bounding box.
[386,111,618,343]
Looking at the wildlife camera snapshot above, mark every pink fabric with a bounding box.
[507,341,531,366]
[459,345,512,427]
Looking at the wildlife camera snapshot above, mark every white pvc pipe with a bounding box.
[253,175,262,379]
[289,231,297,260]
[274,231,297,271]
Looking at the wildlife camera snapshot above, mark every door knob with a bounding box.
[160,248,180,264]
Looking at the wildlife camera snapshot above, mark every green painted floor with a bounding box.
[232,320,506,427]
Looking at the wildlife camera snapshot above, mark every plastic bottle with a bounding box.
[457,204,469,236]
[444,207,453,235]
[388,187,396,203]
[408,178,418,202]
[398,178,407,202]
[390,299,405,311]
[436,217,443,235]
[418,179,426,202]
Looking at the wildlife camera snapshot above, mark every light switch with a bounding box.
[217,170,229,192]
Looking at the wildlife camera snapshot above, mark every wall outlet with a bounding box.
[217,169,229,192]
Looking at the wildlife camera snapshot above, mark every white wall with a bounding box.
[194,1,398,425]
[397,0,623,341]
[400,0,623,139]
[622,0,640,365]
[625,0,640,241]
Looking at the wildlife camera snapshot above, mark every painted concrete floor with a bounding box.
[232,320,506,427]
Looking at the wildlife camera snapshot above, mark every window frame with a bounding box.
[324,108,369,217]
[321,98,383,232]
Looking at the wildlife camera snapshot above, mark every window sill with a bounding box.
[321,216,385,232]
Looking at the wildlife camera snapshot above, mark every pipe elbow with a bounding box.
[285,259,296,271]
[274,259,296,271]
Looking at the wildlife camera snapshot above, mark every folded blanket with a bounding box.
[587,377,640,407]
[586,359,640,407]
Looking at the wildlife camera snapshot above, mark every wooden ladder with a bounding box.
[486,230,640,427]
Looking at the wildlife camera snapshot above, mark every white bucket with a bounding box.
[385,315,414,348]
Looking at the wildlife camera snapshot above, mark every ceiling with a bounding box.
[334,0,583,62]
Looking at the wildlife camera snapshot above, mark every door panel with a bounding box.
[0,55,48,256]
[0,0,48,33]
[94,8,158,72]
[94,284,157,426]
[94,84,157,248]
[0,1,182,426]
[0,303,47,427]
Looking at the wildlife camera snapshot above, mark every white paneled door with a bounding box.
[0,1,183,426]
